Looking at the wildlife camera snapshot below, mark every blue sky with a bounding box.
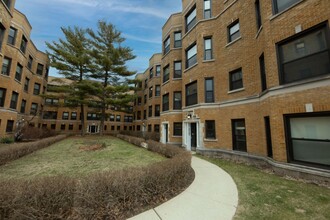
[15,0,181,77]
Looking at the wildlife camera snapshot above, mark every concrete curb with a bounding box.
[128,156,238,220]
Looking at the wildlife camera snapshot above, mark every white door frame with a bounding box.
[183,121,200,151]
[161,122,169,144]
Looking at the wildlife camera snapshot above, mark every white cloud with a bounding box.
[123,33,161,44]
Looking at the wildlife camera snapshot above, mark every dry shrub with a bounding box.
[0,134,194,219]
[0,135,67,166]
[21,127,57,140]
[120,131,160,141]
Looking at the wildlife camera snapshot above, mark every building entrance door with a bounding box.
[191,123,197,151]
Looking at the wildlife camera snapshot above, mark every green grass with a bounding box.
[0,136,165,180]
[199,156,330,220]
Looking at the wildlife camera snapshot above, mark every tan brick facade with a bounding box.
[133,0,330,169]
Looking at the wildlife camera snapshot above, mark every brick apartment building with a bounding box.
[133,0,330,170]
[0,0,133,136]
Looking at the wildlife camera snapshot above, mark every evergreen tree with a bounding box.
[46,27,91,135]
[87,21,136,135]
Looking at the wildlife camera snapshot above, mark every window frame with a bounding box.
[37,63,44,75]
[185,6,197,33]
[30,103,38,115]
[10,91,18,109]
[33,83,41,95]
[205,77,214,103]
[163,65,170,83]
[228,20,240,43]
[155,104,160,117]
[162,93,169,112]
[173,61,182,78]
[20,35,28,53]
[164,36,170,54]
[20,99,26,113]
[6,120,14,133]
[149,86,153,98]
[273,0,301,14]
[186,43,197,69]
[173,122,183,136]
[185,81,198,106]
[232,119,247,152]
[259,53,267,91]
[7,27,17,46]
[0,88,6,107]
[148,105,152,117]
[24,77,30,92]
[62,112,69,120]
[155,65,161,76]
[205,120,216,139]
[1,57,11,76]
[155,85,161,97]
[15,63,23,82]
[204,37,213,60]
[174,31,182,48]
[229,68,244,91]
[173,91,182,110]
[255,0,262,30]
[204,0,211,19]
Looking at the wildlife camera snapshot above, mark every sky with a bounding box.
[15,0,182,77]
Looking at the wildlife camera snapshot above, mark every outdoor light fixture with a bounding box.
[187,114,191,119]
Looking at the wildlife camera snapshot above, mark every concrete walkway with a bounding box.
[128,156,238,220]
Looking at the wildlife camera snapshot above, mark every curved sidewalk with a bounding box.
[129,156,238,220]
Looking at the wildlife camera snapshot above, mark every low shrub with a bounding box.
[0,135,194,219]
[0,135,67,166]
[120,131,160,141]
[0,137,15,144]
[20,127,57,140]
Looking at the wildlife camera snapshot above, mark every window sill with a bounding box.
[203,59,215,63]
[255,26,263,39]
[162,80,170,86]
[204,138,218,142]
[14,79,22,84]
[184,62,198,73]
[173,78,182,81]
[172,135,182,138]
[225,36,242,48]
[1,74,10,78]
[270,0,305,20]
[228,87,245,94]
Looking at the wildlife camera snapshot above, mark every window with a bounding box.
[163,65,170,83]
[255,0,262,30]
[37,63,44,75]
[228,20,240,43]
[186,6,196,32]
[7,27,16,45]
[116,115,121,122]
[20,36,28,53]
[3,0,11,9]
[87,113,99,120]
[229,69,243,91]
[24,77,30,92]
[61,124,66,130]
[148,105,152,117]
[137,97,142,105]
[143,110,146,119]
[186,81,197,106]
[164,36,170,54]
[1,57,11,76]
[0,23,5,51]
[149,86,153,98]
[186,43,197,68]
[259,53,267,91]
[28,56,33,69]
[71,112,77,120]
[162,93,169,111]
[204,37,213,60]
[174,31,182,48]
[69,124,74,130]
[45,66,49,80]
[144,94,147,104]
[155,85,160,96]
[204,0,211,19]
[144,78,148,89]
[286,115,330,167]
[173,122,182,136]
[232,119,247,152]
[155,105,160,117]
[0,88,6,107]
[110,114,115,121]
[278,24,330,84]
[174,61,182,78]
[62,112,69,120]
[33,83,41,95]
[205,78,214,103]
[137,111,141,120]
[51,124,56,130]
[150,67,153,79]
[45,98,59,105]
[30,103,38,115]
[273,0,300,14]
[6,120,14,133]
[173,91,182,110]
[10,91,18,109]
[147,124,151,132]
[15,63,23,81]
[205,120,216,139]
[156,65,161,76]
[154,124,160,133]
[43,111,57,119]
[20,99,26,113]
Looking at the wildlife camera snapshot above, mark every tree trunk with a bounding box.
[80,104,85,136]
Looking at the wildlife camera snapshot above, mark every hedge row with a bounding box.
[119,131,160,141]
[0,135,194,219]
[0,135,67,166]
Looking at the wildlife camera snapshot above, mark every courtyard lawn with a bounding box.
[0,136,165,180]
[199,156,330,220]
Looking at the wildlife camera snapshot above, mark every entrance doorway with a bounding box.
[88,125,99,134]
[191,123,197,151]
[162,123,169,144]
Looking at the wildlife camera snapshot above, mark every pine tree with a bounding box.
[46,26,91,135]
[87,21,136,135]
